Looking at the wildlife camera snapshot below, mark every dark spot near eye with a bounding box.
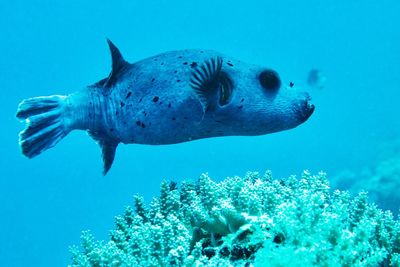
[174,70,178,74]
[141,123,145,128]
[139,98,143,103]
[227,62,234,67]
[241,98,244,103]
[136,121,141,126]
[183,62,188,65]
[190,62,198,68]
[260,69,281,91]
[289,82,294,88]
[125,91,132,99]
[168,103,171,108]
[151,78,155,82]
[238,105,243,109]
[120,101,125,108]
[177,79,181,83]
[153,96,159,102]
[172,117,176,120]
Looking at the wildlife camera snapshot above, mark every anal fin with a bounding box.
[101,141,118,175]
[88,131,118,175]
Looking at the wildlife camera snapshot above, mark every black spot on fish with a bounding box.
[184,116,188,119]
[183,62,188,65]
[190,62,198,68]
[151,78,155,82]
[161,62,164,65]
[289,82,294,88]
[123,121,127,125]
[227,62,234,67]
[110,128,114,132]
[159,101,162,105]
[89,101,93,105]
[153,96,159,102]
[172,117,176,120]
[125,92,132,99]
[178,56,183,59]
[116,111,119,115]
[174,70,178,74]
[142,111,147,116]
[120,101,125,108]
[215,120,222,123]
[200,51,204,53]
[238,105,243,109]
[177,79,181,83]
[141,122,146,128]
[136,121,141,126]
[154,58,158,61]
[241,98,244,103]
[139,98,143,103]
[168,103,171,108]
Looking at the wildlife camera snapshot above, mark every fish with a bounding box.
[16,39,315,175]
[307,69,326,90]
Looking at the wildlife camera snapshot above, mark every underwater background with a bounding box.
[1,0,399,266]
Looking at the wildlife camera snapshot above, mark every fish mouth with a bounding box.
[297,94,315,123]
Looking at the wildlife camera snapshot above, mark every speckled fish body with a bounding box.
[16,40,314,174]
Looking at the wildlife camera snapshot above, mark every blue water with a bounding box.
[1,0,399,266]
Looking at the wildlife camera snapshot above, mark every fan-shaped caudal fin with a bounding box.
[16,95,69,158]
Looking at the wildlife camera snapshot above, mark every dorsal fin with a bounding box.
[88,130,118,175]
[104,39,129,87]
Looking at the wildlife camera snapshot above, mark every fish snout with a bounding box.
[296,92,315,123]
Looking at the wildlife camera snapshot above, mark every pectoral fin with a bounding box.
[190,57,233,112]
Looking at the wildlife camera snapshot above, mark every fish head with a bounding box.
[228,64,314,135]
[192,57,315,136]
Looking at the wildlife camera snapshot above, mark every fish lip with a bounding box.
[297,95,315,123]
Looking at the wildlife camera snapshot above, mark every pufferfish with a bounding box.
[16,39,315,174]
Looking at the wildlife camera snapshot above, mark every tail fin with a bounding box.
[16,95,69,158]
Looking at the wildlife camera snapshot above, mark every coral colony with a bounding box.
[69,171,400,266]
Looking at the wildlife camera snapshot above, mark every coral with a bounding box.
[333,155,400,216]
[69,171,400,266]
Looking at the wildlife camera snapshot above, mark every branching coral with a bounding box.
[333,155,400,216]
[69,171,400,266]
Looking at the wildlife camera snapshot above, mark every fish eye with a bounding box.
[259,69,281,91]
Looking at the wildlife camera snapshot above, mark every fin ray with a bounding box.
[190,57,223,112]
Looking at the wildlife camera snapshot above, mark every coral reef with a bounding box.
[333,155,400,216]
[69,171,400,266]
